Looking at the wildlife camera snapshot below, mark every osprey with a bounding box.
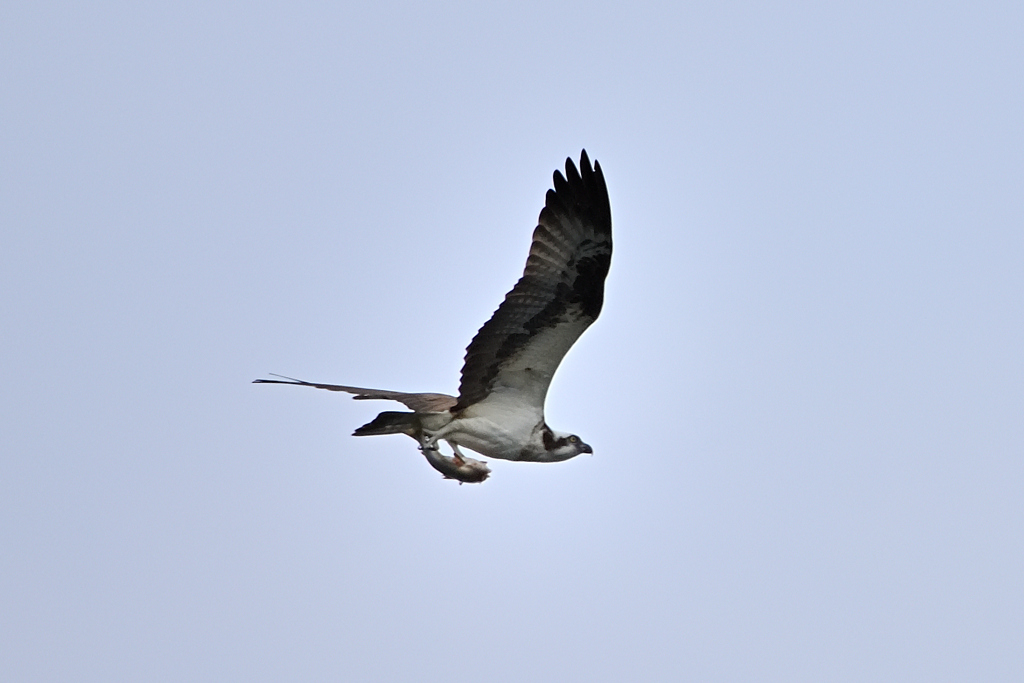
[256,150,612,483]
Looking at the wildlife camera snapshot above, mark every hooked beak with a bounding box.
[580,442,593,455]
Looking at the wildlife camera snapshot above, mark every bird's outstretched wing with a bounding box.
[253,374,457,412]
[455,150,612,413]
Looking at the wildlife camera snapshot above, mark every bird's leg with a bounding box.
[410,422,489,484]
[420,423,454,452]
[416,426,440,452]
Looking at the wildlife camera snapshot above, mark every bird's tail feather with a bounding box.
[353,411,418,437]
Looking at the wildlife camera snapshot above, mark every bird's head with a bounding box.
[541,428,593,462]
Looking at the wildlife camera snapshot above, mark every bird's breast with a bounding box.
[444,414,541,461]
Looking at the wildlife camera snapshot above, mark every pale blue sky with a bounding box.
[3,1,1022,681]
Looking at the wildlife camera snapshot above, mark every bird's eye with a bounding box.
[569,435,578,443]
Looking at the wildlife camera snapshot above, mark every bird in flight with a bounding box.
[255,150,612,483]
